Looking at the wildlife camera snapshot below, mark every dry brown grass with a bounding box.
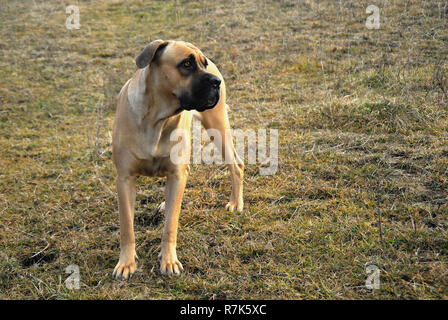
[0,0,447,299]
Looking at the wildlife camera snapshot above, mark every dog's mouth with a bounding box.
[195,97,219,112]
[176,91,220,112]
[173,107,183,115]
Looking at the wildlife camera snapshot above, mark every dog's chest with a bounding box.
[137,156,170,177]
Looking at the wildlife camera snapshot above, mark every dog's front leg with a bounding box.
[159,169,187,276]
[113,175,137,280]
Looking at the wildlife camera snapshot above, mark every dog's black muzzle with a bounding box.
[178,73,221,112]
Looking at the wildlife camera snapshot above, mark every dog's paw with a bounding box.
[112,252,137,280]
[226,201,243,212]
[159,251,183,276]
[155,201,165,214]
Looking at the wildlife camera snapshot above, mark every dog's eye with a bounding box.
[183,61,192,68]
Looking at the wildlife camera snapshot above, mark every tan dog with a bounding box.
[112,40,244,279]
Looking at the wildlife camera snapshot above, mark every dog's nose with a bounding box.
[208,75,221,89]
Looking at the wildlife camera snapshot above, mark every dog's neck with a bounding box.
[127,66,181,157]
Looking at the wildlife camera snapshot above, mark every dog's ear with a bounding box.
[135,39,168,69]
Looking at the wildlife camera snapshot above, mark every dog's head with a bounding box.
[135,40,221,112]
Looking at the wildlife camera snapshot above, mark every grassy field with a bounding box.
[1,0,447,299]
